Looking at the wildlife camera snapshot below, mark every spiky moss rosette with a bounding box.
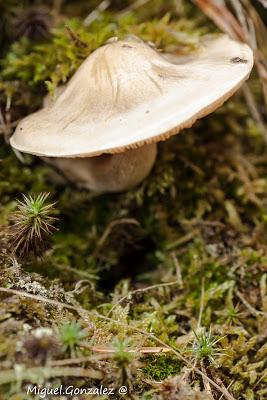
[9,193,57,258]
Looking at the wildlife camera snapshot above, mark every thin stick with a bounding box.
[201,363,215,399]
[166,230,199,251]
[91,346,170,354]
[52,263,97,281]
[235,289,266,317]
[171,252,184,288]
[84,0,110,27]
[219,381,234,400]
[242,84,267,145]
[197,277,205,330]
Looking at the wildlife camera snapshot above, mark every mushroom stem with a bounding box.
[44,143,157,192]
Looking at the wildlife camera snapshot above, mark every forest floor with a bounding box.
[0,1,267,399]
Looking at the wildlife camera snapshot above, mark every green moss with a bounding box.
[143,355,182,381]
[0,10,205,103]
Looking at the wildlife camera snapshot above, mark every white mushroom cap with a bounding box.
[10,35,253,158]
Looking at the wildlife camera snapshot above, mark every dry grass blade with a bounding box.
[192,0,245,40]
[241,1,267,103]
[84,0,110,27]
[119,0,151,15]
[257,0,267,7]
[92,346,170,354]
[242,83,267,144]
[0,366,102,385]
[193,0,267,143]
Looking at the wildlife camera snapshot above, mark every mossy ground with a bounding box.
[0,1,267,399]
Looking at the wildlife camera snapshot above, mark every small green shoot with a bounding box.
[56,321,86,357]
[225,304,243,325]
[192,328,224,364]
[112,338,134,365]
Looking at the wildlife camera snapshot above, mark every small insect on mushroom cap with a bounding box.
[10,35,253,159]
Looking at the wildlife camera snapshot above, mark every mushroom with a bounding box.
[10,35,253,192]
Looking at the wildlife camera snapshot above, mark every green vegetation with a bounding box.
[191,328,223,364]
[56,321,87,357]
[9,192,57,257]
[0,1,266,399]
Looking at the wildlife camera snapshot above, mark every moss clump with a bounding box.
[0,11,205,106]
[143,355,182,381]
